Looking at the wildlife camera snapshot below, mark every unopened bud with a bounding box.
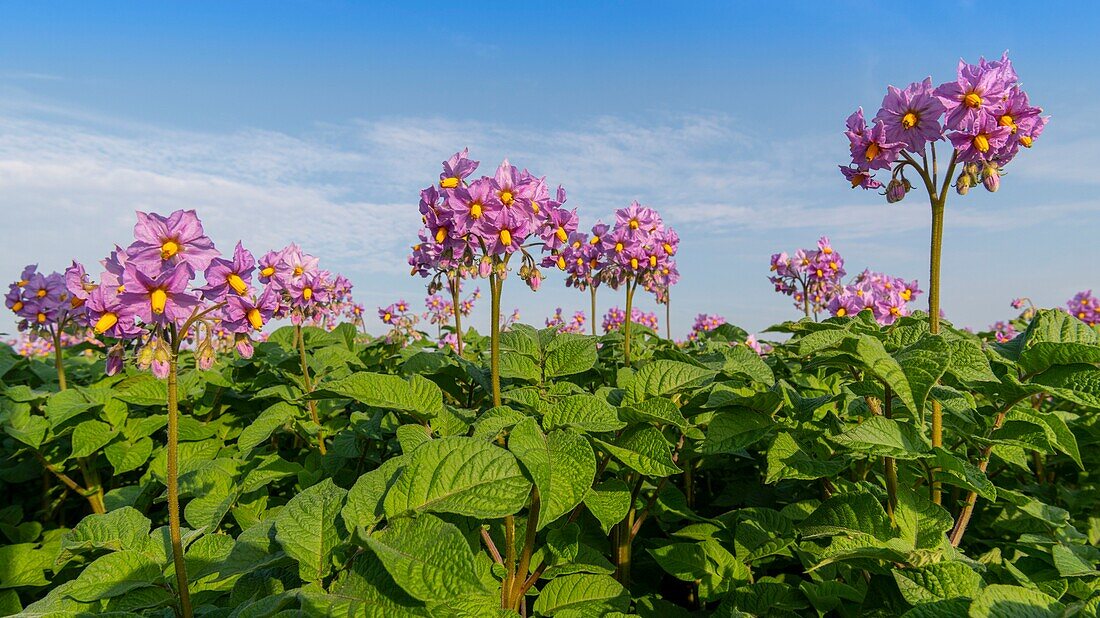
[886,179,906,203]
[955,172,971,196]
[981,163,1001,193]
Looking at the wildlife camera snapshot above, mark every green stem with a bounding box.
[296,324,326,455]
[502,513,516,608]
[490,269,502,407]
[590,286,598,337]
[54,330,106,514]
[883,385,898,522]
[511,488,540,611]
[450,277,464,358]
[52,329,67,391]
[928,198,945,504]
[623,280,636,367]
[166,354,193,618]
[802,282,811,319]
[665,292,671,340]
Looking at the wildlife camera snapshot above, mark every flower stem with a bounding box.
[450,277,464,357]
[511,488,540,611]
[52,330,67,391]
[490,270,502,407]
[502,513,516,608]
[665,292,671,340]
[590,286,598,337]
[53,331,106,513]
[928,198,945,504]
[296,324,326,455]
[166,354,193,618]
[623,280,636,367]
[883,384,898,522]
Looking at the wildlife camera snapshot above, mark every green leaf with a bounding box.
[944,338,998,383]
[894,335,952,417]
[702,409,773,454]
[648,543,708,581]
[629,360,716,402]
[968,584,1064,618]
[45,389,97,428]
[113,374,168,406]
[839,335,918,415]
[238,402,295,453]
[893,487,952,550]
[274,478,348,583]
[104,437,153,474]
[1030,364,1100,409]
[800,492,895,543]
[60,507,153,560]
[765,432,844,483]
[544,333,598,378]
[67,550,161,602]
[594,426,681,477]
[619,397,688,429]
[584,480,631,534]
[892,561,983,605]
[383,436,530,519]
[532,573,628,616]
[365,514,491,603]
[342,458,404,540]
[1017,309,1100,376]
[831,416,930,459]
[932,448,996,501]
[1051,544,1096,577]
[543,394,625,433]
[722,344,775,385]
[508,419,595,529]
[313,372,444,420]
[71,419,118,458]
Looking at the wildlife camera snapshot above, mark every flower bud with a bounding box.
[479,256,492,278]
[886,179,906,203]
[151,359,170,379]
[981,163,1000,193]
[105,344,124,376]
[528,270,542,292]
[235,334,254,359]
[197,340,216,370]
[955,172,971,196]
[137,341,156,368]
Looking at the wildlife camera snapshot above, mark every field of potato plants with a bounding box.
[2,54,1099,618]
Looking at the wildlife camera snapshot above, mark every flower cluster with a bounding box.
[602,307,658,333]
[545,308,587,334]
[5,265,86,338]
[261,244,357,331]
[424,286,481,325]
[769,237,846,315]
[827,270,922,326]
[741,335,770,356]
[988,321,1018,343]
[411,149,569,293]
[377,300,422,346]
[687,313,726,342]
[1067,290,1100,326]
[840,52,1047,197]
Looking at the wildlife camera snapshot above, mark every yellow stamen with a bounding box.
[973,134,990,153]
[36,289,46,298]
[964,92,982,109]
[94,312,118,334]
[16,279,27,287]
[816,268,823,278]
[576,257,584,266]
[901,111,918,129]
[36,312,46,324]
[303,287,313,301]
[850,174,862,188]
[590,236,600,245]
[160,240,179,260]
[71,296,84,308]
[293,266,303,277]
[823,246,832,254]
[649,255,657,267]
[261,266,275,277]
[227,273,248,295]
[836,307,847,317]
[384,312,391,322]
[630,257,639,270]
[629,219,639,230]
[470,202,483,219]
[901,289,912,301]
[12,301,23,312]
[440,177,460,189]
[117,285,125,293]
[530,201,539,214]
[999,114,1017,133]
[890,307,901,316]
[556,256,566,270]
[150,289,167,315]
[865,142,880,162]
[500,190,514,205]
[615,242,624,253]
[1019,135,1033,148]
[247,308,264,330]
[500,229,512,246]
[663,242,673,254]
[572,240,581,249]
[555,227,567,243]
[435,227,447,243]
[829,262,838,270]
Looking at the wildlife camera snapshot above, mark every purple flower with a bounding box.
[127,210,219,272]
[222,287,278,333]
[85,286,141,338]
[874,78,945,151]
[440,148,479,189]
[202,241,255,301]
[445,178,499,237]
[473,204,530,255]
[935,58,1011,131]
[840,166,883,190]
[849,121,904,171]
[948,114,1012,163]
[119,262,201,326]
[257,249,290,288]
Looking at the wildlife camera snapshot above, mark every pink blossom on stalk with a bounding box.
[127,210,219,272]
[948,114,1012,163]
[119,262,201,326]
[202,241,256,300]
[221,287,279,333]
[874,78,945,152]
[439,148,479,189]
[85,286,142,339]
[934,57,1012,131]
[839,166,883,190]
[1067,290,1100,326]
[257,248,290,289]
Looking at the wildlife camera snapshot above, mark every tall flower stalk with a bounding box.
[840,53,1046,504]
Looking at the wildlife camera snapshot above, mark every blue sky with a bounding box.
[2,1,1099,337]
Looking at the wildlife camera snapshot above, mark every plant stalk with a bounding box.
[450,277,464,357]
[883,385,898,521]
[623,279,636,367]
[590,285,598,337]
[296,324,326,455]
[166,354,193,618]
[490,270,502,407]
